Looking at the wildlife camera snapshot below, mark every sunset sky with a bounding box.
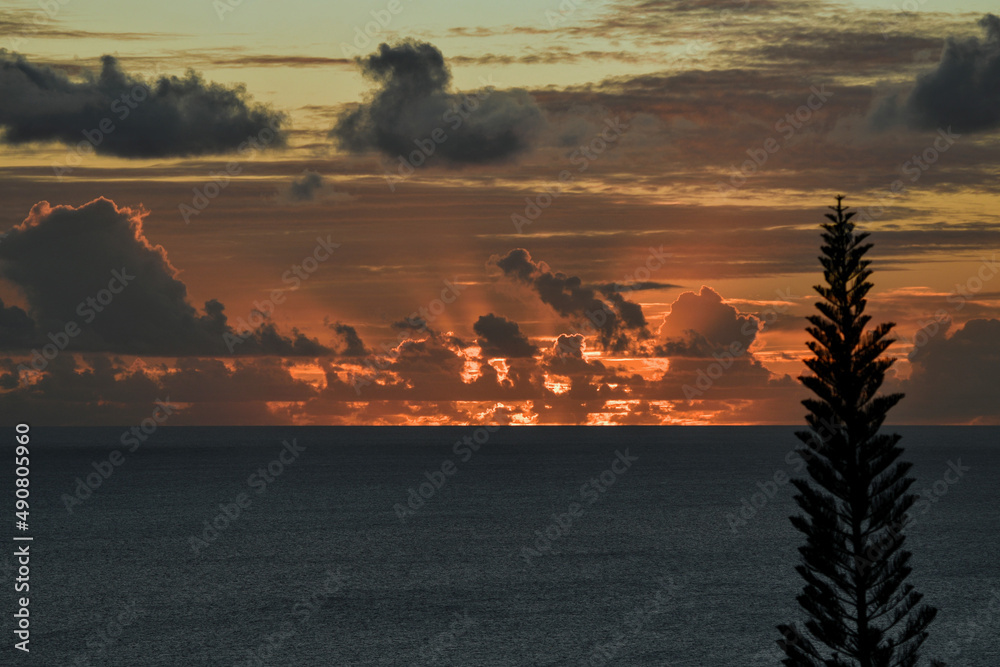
[1,0,998,425]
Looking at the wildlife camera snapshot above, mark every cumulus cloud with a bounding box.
[542,333,608,378]
[0,198,328,356]
[0,52,286,157]
[490,248,650,352]
[328,321,368,357]
[643,285,792,403]
[656,286,759,357]
[331,41,544,164]
[551,333,585,360]
[874,15,1000,133]
[473,313,538,358]
[898,318,1000,423]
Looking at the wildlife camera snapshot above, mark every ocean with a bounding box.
[4,426,998,666]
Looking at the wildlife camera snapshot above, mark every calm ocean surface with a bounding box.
[4,426,998,666]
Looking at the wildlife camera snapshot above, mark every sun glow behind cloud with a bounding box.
[0,0,998,425]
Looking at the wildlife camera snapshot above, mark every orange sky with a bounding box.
[1,0,999,425]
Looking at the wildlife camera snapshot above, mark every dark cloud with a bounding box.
[0,198,328,356]
[490,248,650,352]
[600,281,680,293]
[198,54,350,68]
[897,318,1000,424]
[0,10,171,42]
[287,170,324,201]
[392,316,433,333]
[331,41,544,164]
[0,52,286,157]
[0,353,318,425]
[0,298,35,348]
[656,286,759,357]
[329,321,368,357]
[446,49,650,67]
[876,15,1000,133]
[160,357,316,403]
[542,334,607,378]
[551,333,585,359]
[280,170,354,204]
[473,314,538,358]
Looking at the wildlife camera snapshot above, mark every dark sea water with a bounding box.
[3,426,998,666]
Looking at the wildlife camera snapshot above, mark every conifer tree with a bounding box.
[777,196,941,667]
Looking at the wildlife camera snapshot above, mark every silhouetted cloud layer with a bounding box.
[899,318,1000,423]
[474,314,538,358]
[331,41,544,164]
[0,298,35,348]
[0,53,286,157]
[0,198,327,355]
[0,354,317,425]
[490,248,649,352]
[329,321,368,357]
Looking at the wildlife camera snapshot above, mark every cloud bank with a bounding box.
[899,318,1000,423]
[0,52,286,157]
[0,198,327,356]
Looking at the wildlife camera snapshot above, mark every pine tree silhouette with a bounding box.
[777,196,942,667]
